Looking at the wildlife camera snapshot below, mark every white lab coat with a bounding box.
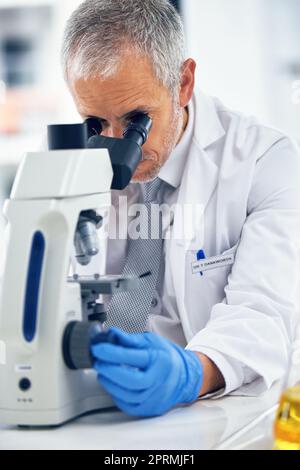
[105,90,300,398]
[171,90,300,396]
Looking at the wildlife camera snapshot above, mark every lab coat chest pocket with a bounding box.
[184,243,238,329]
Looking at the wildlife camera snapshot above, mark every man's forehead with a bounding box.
[74,81,161,120]
[71,53,167,118]
[72,54,158,96]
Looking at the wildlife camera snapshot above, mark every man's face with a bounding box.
[69,52,191,182]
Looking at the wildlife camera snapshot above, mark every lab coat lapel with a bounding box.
[172,142,218,247]
[169,91,225,339]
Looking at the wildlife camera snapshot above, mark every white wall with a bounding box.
[40,0,83,122]
[0,0,82,264]
[183,0,300,140]
[0,0,83,165]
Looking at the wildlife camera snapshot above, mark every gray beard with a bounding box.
[133,100,184,183]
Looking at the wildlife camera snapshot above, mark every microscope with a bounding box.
[0,114,152,427]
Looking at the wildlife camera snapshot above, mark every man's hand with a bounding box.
[90,328,204,417]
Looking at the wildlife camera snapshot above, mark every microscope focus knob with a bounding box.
[63,321,102,370]
[88,303,107,323]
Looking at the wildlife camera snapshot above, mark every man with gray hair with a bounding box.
[61,0,300,417]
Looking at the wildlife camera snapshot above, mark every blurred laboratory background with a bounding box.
[0,0,300,263]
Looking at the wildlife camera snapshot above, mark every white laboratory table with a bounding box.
[0,383,279,450]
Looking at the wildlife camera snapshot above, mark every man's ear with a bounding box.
[179,58,196,108]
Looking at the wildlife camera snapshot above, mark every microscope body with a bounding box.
[0,114,152,427]
[0,149,115,426]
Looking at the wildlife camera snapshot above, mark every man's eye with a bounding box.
[99,121,108,129]
[125,113,149,124]
[124,115,136,124]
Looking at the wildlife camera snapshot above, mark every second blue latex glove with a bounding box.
[90,327,203,417]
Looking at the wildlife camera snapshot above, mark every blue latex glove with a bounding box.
[90,327,203,417]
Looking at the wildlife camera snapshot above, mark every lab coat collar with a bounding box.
[194,88,226,150]
[158,93,195,189]
[171,89,225,249]
[159,89,225,189]
[169,91,226,340]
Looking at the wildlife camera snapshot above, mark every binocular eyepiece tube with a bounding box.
[48,113,152,151]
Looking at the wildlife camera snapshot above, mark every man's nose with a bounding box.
[102,125,124,139]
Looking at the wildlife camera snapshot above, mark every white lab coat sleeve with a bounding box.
[186,137,300,397]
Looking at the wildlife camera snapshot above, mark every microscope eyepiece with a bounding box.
[85,114,152,146]
[47,123,88,150]
[87,113,152,189]
[123,113,152,146]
